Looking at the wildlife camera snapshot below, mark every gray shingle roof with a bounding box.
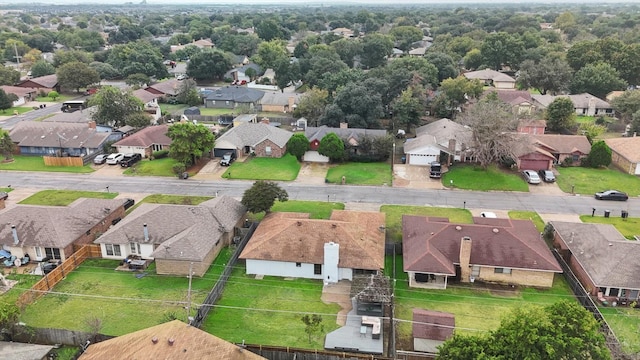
[215,123,292,149]
[9,121,109,149]
[205,86,265,103]
[305,126,387,143]
[113,124,171,148]
[259,92,302,106]
[95,196,245,262]
[414,118,472,151]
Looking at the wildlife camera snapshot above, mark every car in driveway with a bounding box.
[538,169,556,183]
[120,153,142,168]
[93,154,108,165]
[0,192,7,201]
[595,190,629,201]
[522,170,541,184]
[106,153,125,165]
[480,212,497,218]
[220,152,236,166]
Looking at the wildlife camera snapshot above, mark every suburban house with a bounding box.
[240,210,386,283]
[213,122,292,158]
[132,89,162,122]
[604,137,640,175]
[532,93,614,117]
[405,118,473,165]
[204,86,265,109]
[305,123,388,154]
[532,134,591,165]
[463,69,516,90]
[551,221,640,305]
[517,119,546,135]
[143,79,182,98]
[16,74,59,93]
[41,112,123,144]
[484,89,536,115]
[606,90,625,103]
[224,63,262,83]
[9,121,110,157]
[402,215,562,289]
[0,198,126,262]
[0,85,37,106]
[169,38,214,53]
[94,196,246,277]
[412,309,455,353]
[232,114,257,128]
[112,124,172,158]
[514,139,555,171]
[258,92,301,113]
[78,320,266,360]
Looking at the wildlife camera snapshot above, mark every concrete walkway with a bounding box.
[321,280,352,326]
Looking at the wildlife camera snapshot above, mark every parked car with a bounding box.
[106,153,125,165]
[120,153,142,168]
[538,169,556,183]
[176,74,187,80]
[522,170,541,184]
[0,192,7,201]
[220,152,236,166]
[429,162,442,179]
[595,190,629,201]
[123,198,135,210]
[93,154,108,165]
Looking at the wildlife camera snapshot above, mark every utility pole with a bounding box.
[186,262,194,323]
[13,42,22,70]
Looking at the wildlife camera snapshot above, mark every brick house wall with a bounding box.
[553,232,598,295]
[156,240,220,277]
[261,104,286,113]
[477,266,555,288]
[254,139,286,158]
[610,151,634,175]
[59,205,126,261]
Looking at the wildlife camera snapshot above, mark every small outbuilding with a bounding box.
[183,106,201,116]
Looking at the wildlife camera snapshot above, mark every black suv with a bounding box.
[120,153,142,168]
[220,152,236,166]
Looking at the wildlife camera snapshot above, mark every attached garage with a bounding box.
[518,151,553,171]
[404,136,444,166]
[408,153,437,166]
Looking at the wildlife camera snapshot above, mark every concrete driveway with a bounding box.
[527,181,566,195]
[90,163,126,177]
[393,164,444,189]
[295,162,330,185]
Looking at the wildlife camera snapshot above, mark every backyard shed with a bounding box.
[183,106,201,115]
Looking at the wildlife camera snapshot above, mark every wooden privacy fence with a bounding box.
[243,344,394,360]
[43,156,84,167]
[17,244,101,308]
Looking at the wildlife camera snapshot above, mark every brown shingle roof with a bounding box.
[78,320,266,360]
[19,74,58,88]
[145,79,182,96]
[533,134,591,155]
[9,121,109,149]
[402,215,561,275]
[604,137,640,163]
[240,211,386,271]
[113,124,171,148]
[0,85,37,98]
[412,309,455,341]
[484,89,533,105]
[133,89,162,104]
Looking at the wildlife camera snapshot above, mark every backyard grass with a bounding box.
[159,103,188,115]
[249,200,345,221]
[576,115,596,124]
[600,306,640,354]
[442,165,529,192]
[509,210,546,232]
[2,106,32,115]
[325,162,392,186]
[0,155,94,173]
[35,94,75,102]
[381,205,473,242]
[123,158,184,177]
[201,262,341,349]
[20,249,234,336]
[222,154,301,181]
[579,215,640,240]
[199,107,234,116]
[19,190,118,206]
[556,167,640,196]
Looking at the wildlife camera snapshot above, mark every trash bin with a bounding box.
[604,210,610,218]
[622,210,629,219]
[181,172,189,179]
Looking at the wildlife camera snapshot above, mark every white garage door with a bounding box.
[635,163,640,175]
[409,153,436,166]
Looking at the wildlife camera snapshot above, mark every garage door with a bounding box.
[635,163,640,175]
[214,148,236,158]
[520,159,548,171]
[409,153,436,166]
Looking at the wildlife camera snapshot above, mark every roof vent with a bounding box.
[608,243,613,246]
[168,338,175,346]
[296,221,302,226]
[455,226,462,231]
[493,228,499,233]
[151,337,158,344]
[332,224,337,228]
[143,223,149,242]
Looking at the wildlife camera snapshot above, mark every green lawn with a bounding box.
[556,167,640,196]
[0,155,94,173]
[442,165,529,192]
[20,251,233,336]
[199,108,235,116]
[123,158,184,177]
[35,94,75,102]
[0,187,12,193]
[250,200,345,221]
[2,106,32,115]
[579,215,640,240]
[19,190,118,206]
[509,210,546,232]
[325,162,392,186]
[127,194,213,213]
[159,104,188,115]
[201,262,340,349]
[381,205,473,242]
[576,115,596,124]
[223,154,301,181]
[600,307,640,354]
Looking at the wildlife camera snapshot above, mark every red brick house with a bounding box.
[213,122,292,158]
[112,124,172,158]
[16,74,59,93]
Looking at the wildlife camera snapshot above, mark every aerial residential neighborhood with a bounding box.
[1,1,640,359]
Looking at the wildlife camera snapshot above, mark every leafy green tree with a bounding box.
[89,87,144,127]
[579,122,606,144]
[301,314,324,343]
[586,141,612,168]
[318,133,345,163]
[125,112,152,128]
[545,97,577,133]
[167,122,215,166]
[392,85,426,132]
[294,87,329,127]
[57,61,100,93]
[286,133,310,160]
[0,301,19,331]
[0,65,21,86]
[463,48,484,71]
[168,33,193,46]
[256,19,287,41]
[0,129,15,160]
[186,49,232,81]
[437,76,484,119]
[125,73,150,89]
[177,79,198,104]
[47,91,59,101]
[360,33,394,69]
[631,110,640,135]
[107,40,169,79]
[570,62,627,100]
[330,38,362,68]
[480,32,524,70]
[389,26,424,52]
[517,58,572,95]
[30,60,55,78]
[0,90,15,113]
[321,83,383,129]
[611,90,640,121]
[53,49,93,67]
[424,52,459,83]
[241,180,289,214]
[253,40,289,71]
[90,62,121,80]
[3,39,29,64]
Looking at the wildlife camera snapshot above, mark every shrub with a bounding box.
[153,150,169,159]
[172,163,186,177]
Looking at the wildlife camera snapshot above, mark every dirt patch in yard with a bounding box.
[321,281,352,326]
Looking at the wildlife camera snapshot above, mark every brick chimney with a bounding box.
[88,121,96,129]
[459,236,472,282]
[339,122,348,129]
[260,117,270,125]
[287,96,295,112]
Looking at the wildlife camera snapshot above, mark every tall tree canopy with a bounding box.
[611,90,640,122]
[294,87,329,127]
[517,58,572,95]
[321,83,383,129]
[0,66,20,86]
[187,49,232,81]
[107,40,169,79]
[359,33,394,69]
[480,32,524,70]
[167,122,215,166]
[56,61,100,92]
[569,62,627,100]
[545,97,577,133]
[89,87,143,127]
[0,129,15,160]
[241,181,289,214]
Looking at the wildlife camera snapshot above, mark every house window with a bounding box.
[265,146,272,156]
[45,247,61,260]
[130,243,141,255]
[296,262,301,267]
[572,154,580,162]
[105,244,121,257]
[494,267,512,274]
[35,247,42,258]
[314,264,322,275]
[225,101,230,105]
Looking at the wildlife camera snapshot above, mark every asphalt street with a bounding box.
[0,171,637,217]
[0,103,63,129]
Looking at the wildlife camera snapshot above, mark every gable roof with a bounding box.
[0,341,55,360]
[144,79,182,96]
[259,92,302,107]
[78,320,266,360]
[412,309,455,341]
[42,107,95,124]
[205,86,265,103]
[402,216,561,275]
[215,123,292,149]
[463,69,515,83]
[403,134,443,154]
[305,126,387,144]
[484,89,533,105]
[604,137,640,163]
[9,121,109,148]
[133,88,162,104]
[0,85,37,98]
[532,134,591,155]
[0,198,125,249]
[95,196,245,262]
[532,93,611,109]
[18,74,58,88]
[551,221,640,290]
[240,210,386,271]
[415,118,472,151]
[113,124,172,148]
